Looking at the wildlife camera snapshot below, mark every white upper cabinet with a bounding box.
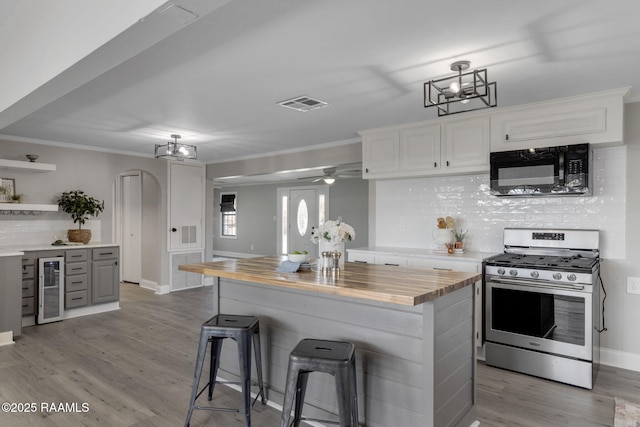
[400,123,441,172]
[361,116,489,179]
[490,87,628,151]
[442,116,490,171]
[360,88,628,180]
[361,130,400,176]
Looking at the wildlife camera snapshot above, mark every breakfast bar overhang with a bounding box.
[179,257,481,427]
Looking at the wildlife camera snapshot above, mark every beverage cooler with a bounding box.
[38,257,65,324]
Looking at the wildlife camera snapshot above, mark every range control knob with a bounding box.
[553,272,563,280]
[530,271,539,279]
[567,273,577,282]
[497,268,505,275]
[509,269,518,277]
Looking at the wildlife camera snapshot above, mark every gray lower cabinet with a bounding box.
[22,246,119,317]
[21,252,36,316]
[1,255,22,337]
[91,248,119,304]
[65,249,89,309]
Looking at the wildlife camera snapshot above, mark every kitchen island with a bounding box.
[179,256,480,427]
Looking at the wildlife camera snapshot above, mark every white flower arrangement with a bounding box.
[311,218,355,244]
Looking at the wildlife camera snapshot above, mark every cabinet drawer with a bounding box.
[21,252,36,266]
[375,255,408,267]
[66,274,88,292]
[65,291,88,309]
[22,265,35,280]
[66,261,88,276]
[66,249,88,263]
[22,297,35,315]
[92,247,118,261]
[21,279,35,298]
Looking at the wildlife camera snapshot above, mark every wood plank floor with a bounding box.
[0,283,637,426]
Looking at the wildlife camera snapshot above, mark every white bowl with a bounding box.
[288,253,309,263]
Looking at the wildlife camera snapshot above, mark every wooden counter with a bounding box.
[179,256,480,427]
[178,256,480,306]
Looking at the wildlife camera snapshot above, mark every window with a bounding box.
[220,193,237,237]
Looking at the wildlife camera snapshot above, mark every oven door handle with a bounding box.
[488,277,585,291]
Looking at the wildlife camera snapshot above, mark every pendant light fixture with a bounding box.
[155,134,197,160]
[424,60,497,116]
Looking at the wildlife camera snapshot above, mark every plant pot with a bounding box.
[455,241,464,249]
[68,229,91,244]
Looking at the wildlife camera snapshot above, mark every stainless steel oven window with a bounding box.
[490,286,585,346]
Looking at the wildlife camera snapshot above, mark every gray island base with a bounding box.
[180,257,479,427]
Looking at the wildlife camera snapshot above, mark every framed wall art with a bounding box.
[0,178,15,202]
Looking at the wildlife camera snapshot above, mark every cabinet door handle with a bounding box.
[384,263,400,266]
[72,297,83,301]
[72,267,82,271]
[446,160,450,167]
[506,134,509,141]
[365,168,369,173]
[434,162,437,168]
[99,252,114,256]
[433,267,453,271]
[353,260,368,263]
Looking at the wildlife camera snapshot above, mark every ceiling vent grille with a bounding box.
[277,96,328,112]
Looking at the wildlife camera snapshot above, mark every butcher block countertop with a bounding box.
[179,256,481,306]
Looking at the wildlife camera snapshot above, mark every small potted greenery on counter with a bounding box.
[57,190,104,244]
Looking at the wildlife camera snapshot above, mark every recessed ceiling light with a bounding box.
[277,96,329,112]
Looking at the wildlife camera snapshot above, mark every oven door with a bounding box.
[485,276,592,361]
[490,149,562,196]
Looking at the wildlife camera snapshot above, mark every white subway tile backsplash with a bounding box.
[0,219,102,248]
[375,146,626,259]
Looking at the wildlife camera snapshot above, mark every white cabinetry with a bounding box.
[361,130,400,176]
[490,87,627,151]
[361,115,489,179]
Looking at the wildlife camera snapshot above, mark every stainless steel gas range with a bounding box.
[484,228,603,389]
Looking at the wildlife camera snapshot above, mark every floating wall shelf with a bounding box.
[0,159,56,173]
[0,204,58,214]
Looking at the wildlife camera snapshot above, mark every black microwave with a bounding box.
[490,143,592,196]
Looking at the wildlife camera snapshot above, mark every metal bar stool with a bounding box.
[281,339,358,427]
[185,314,266,427]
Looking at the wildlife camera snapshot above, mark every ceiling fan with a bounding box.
[298,163,362,184]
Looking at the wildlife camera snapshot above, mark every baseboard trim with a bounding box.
[62,302,119,320]
[139,279,157,293]
[0,331,14,347]
[601,347,640,373]
[156,284,171,295]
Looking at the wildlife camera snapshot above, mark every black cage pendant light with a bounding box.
[155,134,197,160]
[424,60,497,116]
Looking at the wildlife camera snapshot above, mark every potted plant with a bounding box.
[453,229,468,249]
[57,190,104,244]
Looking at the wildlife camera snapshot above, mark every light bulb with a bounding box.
[460,98,470,104]
[179,146,188,155]
[449,81,461,94]
[323,177,336,184]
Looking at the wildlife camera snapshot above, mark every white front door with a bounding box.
[288,189,317,257]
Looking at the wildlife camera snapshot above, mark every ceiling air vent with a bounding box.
[277,96,328,112]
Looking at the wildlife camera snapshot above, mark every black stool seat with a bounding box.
[281,339,358,427]
[185,314,266,427]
